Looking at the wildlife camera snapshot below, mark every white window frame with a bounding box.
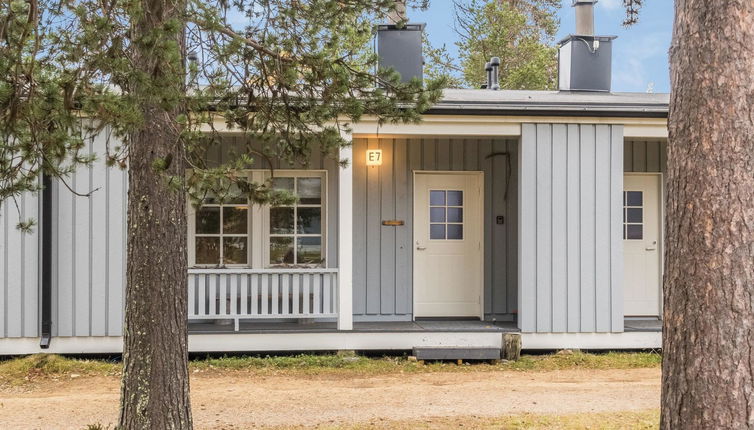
[187,172,254,268]
[187,169,327,269]
[262,170,328,268]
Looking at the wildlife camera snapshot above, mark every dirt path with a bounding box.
[0,368,660,429]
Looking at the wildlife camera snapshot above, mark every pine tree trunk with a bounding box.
[118,0,192,427]
[662,1,754,428]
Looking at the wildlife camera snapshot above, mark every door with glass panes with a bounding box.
[623,174,662,317]
[413,172,483,318]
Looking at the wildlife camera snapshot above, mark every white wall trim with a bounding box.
[337,142,354,330]
[0,331,663,355]
[521,332,661,350]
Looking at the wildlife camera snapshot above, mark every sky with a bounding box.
[408,0,674,93]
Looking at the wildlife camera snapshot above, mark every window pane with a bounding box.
[626,224,643,240]
[430,190,446,206]
[297,177,322,205]
[195,237,220,264]
[430,207,446,222]
[223,237,247,264]
[626,208,643,223]
[297,237,322,264]
[430,224,445,240]
[196,207,220,234]
[297,207,321,234]
[447,207,463,223]
[447,190,463,206]
[223,207,248,234]
[270,207,294,234]
[270,237,294,264]
[272,177,294,192]
[626,191,643,207]
[447,224,463,240]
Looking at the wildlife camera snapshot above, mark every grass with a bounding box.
[0,350,661,387]
[278,409,660,429]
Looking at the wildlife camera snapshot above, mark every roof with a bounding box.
[427,89,670,118]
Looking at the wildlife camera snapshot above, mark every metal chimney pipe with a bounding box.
[387,0,407,25]
[573,0,597,36]
[489,57,501,90]
[484,62,492,89]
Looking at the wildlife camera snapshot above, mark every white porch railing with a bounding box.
[188,268,339,331]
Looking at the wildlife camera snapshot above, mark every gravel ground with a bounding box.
[0,367,660,429]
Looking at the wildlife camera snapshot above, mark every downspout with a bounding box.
[40,173,52,348]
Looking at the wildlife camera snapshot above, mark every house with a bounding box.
[0,1,667,356]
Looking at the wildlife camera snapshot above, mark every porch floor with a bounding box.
[188,319,520,334]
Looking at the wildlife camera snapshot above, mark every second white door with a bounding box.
[413,172,483,318]
[623,174,662,317]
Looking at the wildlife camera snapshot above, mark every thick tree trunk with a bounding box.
[118,0,192,428]
[662,1,754,428]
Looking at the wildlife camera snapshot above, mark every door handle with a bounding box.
[646,241,657,251]
[416,246,427,251]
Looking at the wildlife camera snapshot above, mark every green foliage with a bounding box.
[423,35,465,88]
[0,0,445,214]
[454,0,559,90]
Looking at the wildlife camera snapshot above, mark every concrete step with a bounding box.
[412,346,501,361]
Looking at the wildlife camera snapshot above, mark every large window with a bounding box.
[194,193,249,266]
[188,171,326,268]
[269,175,325,265]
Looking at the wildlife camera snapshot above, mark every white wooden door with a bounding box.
[413,173,483,318]
[623,174,662,316]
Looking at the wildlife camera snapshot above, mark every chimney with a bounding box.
[558,0,616,92]
[377,1,424,83]
[574,0,595,36]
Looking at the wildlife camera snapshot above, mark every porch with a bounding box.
[188,319,520,334]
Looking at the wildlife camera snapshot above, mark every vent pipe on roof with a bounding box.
[482,62,492,89]
[489,57,500,90]
[573,0,596,36]
[482,57,500,90]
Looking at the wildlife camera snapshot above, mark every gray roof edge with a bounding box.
[430,89,670,116]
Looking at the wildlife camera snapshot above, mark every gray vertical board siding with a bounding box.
[565,125,581,332]
[610,127,625,332]
[379,139,396,314]
[535,125,552,332]
[0,190,40,338]
[365,138,381,314]
[394,139,411,315]
[551,124,568,332]
[518,133,537,330]
[579,126,597,332]
[352,137,519,322]
[624,140,667,173]
[54,130,128,337]
[519,123,624,333]
[352,138,367,314]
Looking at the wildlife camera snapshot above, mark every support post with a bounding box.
[337,141,354,330]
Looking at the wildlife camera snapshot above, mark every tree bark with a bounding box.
[663,1,754,428]
[118,0,192,427]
